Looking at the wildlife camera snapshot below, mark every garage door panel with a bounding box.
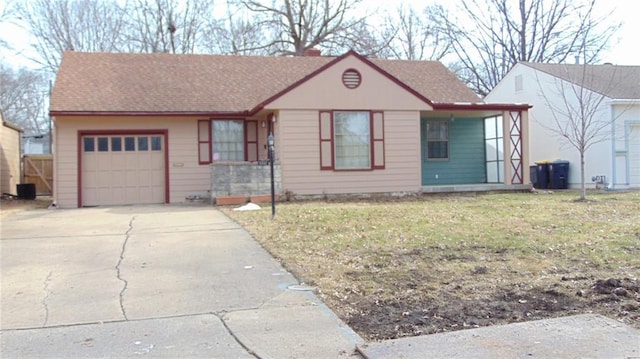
[82,134,165,206]
[111,155,126,170]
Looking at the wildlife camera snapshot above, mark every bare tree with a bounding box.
[535,63,622,200]
[0,0,18,50]
[18,0,129,73]
[382,4,451,61]
[124,0,213,54]
[0,65,49,135]
[203,3,273,55]
[431,0,619,96]
[234,0,366,56]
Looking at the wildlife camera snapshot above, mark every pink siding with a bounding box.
[268,55,431,111]
[278,110,421,195]
[53,116,211,208]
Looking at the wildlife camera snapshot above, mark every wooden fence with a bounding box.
[23,155,53,195]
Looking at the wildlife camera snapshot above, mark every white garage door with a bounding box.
[81,134,166,206]
[630,125,640,187]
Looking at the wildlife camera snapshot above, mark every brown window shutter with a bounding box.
[198,120,211,164]
[245,121,258,162]
[372,111,385,169]
[319,111,334,170]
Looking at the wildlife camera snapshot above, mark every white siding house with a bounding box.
[486,63,640,189]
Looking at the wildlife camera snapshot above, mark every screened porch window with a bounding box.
[485,115,504,183]
[426,121,449,159]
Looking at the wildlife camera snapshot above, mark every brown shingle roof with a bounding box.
[50,51,481,114]
[522,62,640,100]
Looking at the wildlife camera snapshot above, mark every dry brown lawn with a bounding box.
[223,191,640,340]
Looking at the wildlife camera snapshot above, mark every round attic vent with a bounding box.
[342,69,361,89]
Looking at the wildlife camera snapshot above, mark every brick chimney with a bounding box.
[303,48,322,57]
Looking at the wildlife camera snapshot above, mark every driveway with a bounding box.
[1,205,362,358]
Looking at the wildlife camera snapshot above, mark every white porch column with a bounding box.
[521,110,530,185]
[502,112,513,185]
[502,110,526,185]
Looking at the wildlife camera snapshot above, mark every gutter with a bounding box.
[431,102,532,111]
[48,110,252,117]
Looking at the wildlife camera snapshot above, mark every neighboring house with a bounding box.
[1,113,22,196]
[49,50,531,208]
[23,133,51,155]
[486,62,640,189]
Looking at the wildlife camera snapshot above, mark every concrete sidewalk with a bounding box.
[359,314,640,359]
[2,205,639,358]
[1,205,362,358]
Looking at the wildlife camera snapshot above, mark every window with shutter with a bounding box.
[198,119,259,164]
[319,111,334,169]
[198,120,211,164]
[372,111,385,169]
[319,110,385,170]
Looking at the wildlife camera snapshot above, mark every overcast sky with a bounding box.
[0,0,637,68]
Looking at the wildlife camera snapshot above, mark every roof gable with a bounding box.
[51,51,482,115]
[521,62,640,100]
[265,51,438,111]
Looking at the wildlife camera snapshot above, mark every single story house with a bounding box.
[50,50,531,208]
[486,62,640,189]
[1,113,22,196]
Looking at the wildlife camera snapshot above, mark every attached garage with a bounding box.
[630,124,640,187]
[80,131,167,206]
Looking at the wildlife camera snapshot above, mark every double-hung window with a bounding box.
[213,120,244,161]
[319,110,385,170]
[426,121,449,160]
[198,119,258,164]
[334,111,371,169]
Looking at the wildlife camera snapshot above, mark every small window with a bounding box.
[426,121,449,159]
[125,137,136,151]
[151,136,162,151]
[138,137,148,151]
[83,137,95,152]
[97,137,109,152]
[111,137,122,151]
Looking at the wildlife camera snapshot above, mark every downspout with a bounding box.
[610,104,616,189]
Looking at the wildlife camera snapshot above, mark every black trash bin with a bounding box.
[548,160,570,189]
[17,183,36,200]
[530,165,538,187]
[531,162,550,189]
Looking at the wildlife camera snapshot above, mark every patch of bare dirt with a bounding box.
[0,196,52,217]
[343,277,640,340]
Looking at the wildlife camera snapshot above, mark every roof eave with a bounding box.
[49,110,252,117]
[2,120,23,132]
[607,99,640,105]
[432,103,532,111]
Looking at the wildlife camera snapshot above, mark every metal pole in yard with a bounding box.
[268,133,276,218]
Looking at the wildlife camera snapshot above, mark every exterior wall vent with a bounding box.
[342,69,362,89]
[515,74,523,92]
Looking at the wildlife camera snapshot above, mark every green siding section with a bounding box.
[421,118,486,185]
